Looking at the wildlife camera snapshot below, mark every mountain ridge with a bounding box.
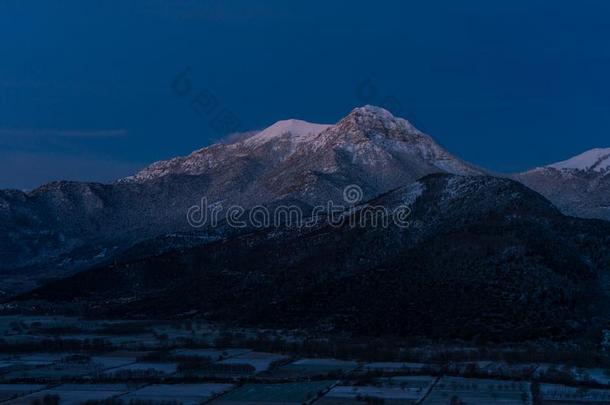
[516,148,610,221]
[123,105,483,184]
[548,147,610,172]
[1,105,608,295]
[16,173,610,341]
[0,106,485,293]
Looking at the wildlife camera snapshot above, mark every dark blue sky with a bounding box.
[1,0,609,189]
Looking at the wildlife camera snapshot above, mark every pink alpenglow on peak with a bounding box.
[245,119,332,146]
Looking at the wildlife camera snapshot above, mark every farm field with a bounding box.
[422,377,531,405]
[172,348,252,361]
[382,375,438,391]
[317,385,424,404]
[0,316,610,403]
[568,367,610,386]
[540,383,610,403]
[11,384,129,405]
[89,354,138,370]
[269,358,358,378]
[0,384,46,402]
[104,361,178,377]
[2,358,106,380]
[363,362,430,373]
[217,351,288,373]
[118,383,234,404]
[211,381,335,404]
[315,376,436,404]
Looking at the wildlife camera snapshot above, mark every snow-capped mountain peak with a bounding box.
[516,147,610,221]
[352,104,397,120]
[307,105,482,177]
[125,105,484,184]
[337,105,422,135]
[245,119,331,146]
[548,148,610,172]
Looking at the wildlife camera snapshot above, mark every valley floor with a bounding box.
[0,315,609,404]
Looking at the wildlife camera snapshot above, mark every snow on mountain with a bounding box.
[28,173,609,341]
[548,148,610,172]
[0,105,489,283]
[246,105,487,206]
[515,148,610,221]
[244,119,331,146]
[123,119,330,182]
[126,106,482,184]
[3,104,610,296]
[307,105,482,176]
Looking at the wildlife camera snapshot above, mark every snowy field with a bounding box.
[173,347,252,361]
[0,315,609,404]
[12,384,129,405]
[540,383,610,403]
[270,358,358,377]
[118,383,234,404]
[363,362,432,373]
[422,377,531,405]
[104,361,178,376]
[217,351,288,373]
[212,381,334,405]
[317,384,425,404]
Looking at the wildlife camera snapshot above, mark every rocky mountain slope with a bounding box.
[515,148,610,221]
[2,104,609,304]
[0,106,484,292]
[18,174,610,341]
[125,105,483,203]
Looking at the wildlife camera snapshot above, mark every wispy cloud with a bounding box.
[0,128,128,139]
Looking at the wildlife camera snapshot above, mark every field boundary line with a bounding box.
[415,375,441,404]
[308,380,340,405]
[0,383,61,404]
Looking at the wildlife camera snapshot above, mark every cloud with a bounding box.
[219,130,259,145]
[0,128,128,139]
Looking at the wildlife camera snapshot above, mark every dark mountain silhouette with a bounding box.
[18,174,610,341]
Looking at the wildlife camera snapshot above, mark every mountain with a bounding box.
[17,174,610,341]
[125,105,483,203]
[515,148,610,221]
[549,148,610,172]
[0,106,484,293]
[5,107,610,341]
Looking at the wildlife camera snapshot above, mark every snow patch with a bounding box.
[403,181,425,206]
[245,119,331,146]
[549,148,610,172]
[351,105,422,134]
